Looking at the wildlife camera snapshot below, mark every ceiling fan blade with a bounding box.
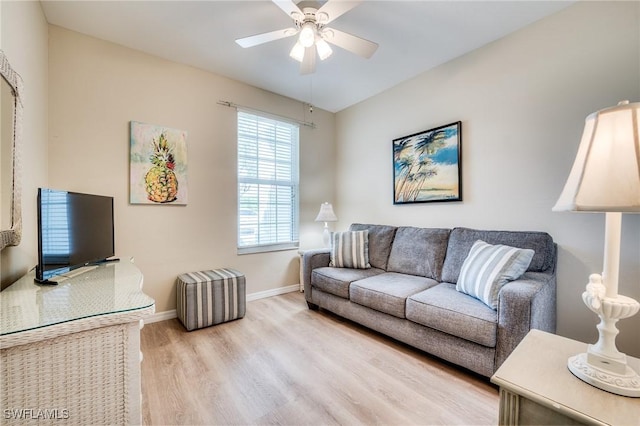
[300,45,317,75]
[236,28,297,48]
[272,0,304,21]
[323,28,378,59]
[316,0,362,25]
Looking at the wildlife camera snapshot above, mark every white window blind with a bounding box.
[237,110,299,254]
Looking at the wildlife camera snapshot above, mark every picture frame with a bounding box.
[130,121,188,205]
[393,121,462,204]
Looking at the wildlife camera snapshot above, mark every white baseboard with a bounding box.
[246,283,300,302]
[144,284,301,324]
[145,309,177,324]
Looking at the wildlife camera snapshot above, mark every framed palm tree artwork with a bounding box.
[393,121,462,204]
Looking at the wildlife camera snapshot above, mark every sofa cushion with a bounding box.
[349,224,398,270]
[406,283,498,347]
[312,267,384,299]
[456,240,534,309]
[330,230,371,269]
[350,272,438,318]
[441,228,555,284]
[386,227,451,280]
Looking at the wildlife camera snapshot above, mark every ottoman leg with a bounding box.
[307,301,319,311]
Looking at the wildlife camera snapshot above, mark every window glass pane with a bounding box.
[237,111,299,252]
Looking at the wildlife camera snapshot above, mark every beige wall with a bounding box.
[0,1,49,288]
[335,1,640,356]
[48,26,336,312]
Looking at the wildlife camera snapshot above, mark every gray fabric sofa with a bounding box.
[301,224,557,377]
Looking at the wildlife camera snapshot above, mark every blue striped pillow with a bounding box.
[456,240,534,309]
[330,230,371,269]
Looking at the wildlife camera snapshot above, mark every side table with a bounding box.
[491,329,640,425]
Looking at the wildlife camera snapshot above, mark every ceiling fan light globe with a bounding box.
[289,42,305,62]
[299,24,316,48]
[316,38,333,60]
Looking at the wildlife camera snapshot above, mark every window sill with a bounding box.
[237,243,300,255]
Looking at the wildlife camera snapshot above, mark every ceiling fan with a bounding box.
[235,0,378,75]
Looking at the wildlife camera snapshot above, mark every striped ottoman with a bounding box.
[176,268,246,331]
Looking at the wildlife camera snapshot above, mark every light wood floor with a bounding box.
[141,292,499,425]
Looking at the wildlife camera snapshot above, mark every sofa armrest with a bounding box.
[495,270,557,370]
[302,249,331,300]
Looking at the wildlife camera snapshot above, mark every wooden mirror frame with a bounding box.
[0,49,23,250]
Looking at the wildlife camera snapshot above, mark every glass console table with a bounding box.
[0,260,155,425]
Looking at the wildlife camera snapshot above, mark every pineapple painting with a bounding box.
[145,132,178,203]
[130,121,188,205]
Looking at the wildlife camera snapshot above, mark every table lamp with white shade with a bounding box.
[315,202,337,248]
[553,100,640,397]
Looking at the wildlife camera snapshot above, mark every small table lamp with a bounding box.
[315,202,337,248]
[553,100,640,397]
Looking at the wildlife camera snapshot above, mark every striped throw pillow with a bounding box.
[330,230,371,269]
[456,240,534,309]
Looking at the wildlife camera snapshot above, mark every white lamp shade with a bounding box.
[315,202,337,222]
[316,38,333,61]
[299,23,316,48]
[553,101,640,212]
[289,42,305,62]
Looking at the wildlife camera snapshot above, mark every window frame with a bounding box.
[236,109,300,255]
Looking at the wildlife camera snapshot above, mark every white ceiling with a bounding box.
[41,0,575,113]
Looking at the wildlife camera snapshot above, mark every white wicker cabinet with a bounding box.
[1,261,155,425]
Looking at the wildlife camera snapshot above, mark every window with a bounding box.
[237,110,299,254]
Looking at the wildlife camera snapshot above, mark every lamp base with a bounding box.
[322,224,331,248]
[568,276,640,398]
[568,352,640,397]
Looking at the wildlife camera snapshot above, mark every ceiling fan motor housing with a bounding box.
[294,7,328,28]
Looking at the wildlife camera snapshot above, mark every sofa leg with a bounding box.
[307,301,319,311]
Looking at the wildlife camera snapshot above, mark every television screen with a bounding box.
[35,188,115,284]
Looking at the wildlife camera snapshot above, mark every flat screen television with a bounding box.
[35,188,116,284]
